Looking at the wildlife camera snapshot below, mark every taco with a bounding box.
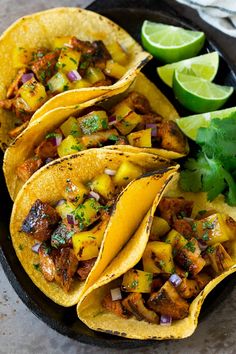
[77,176,236,340]
[4,73,187,201]
[0,7,150,149]
[10,148,177,306]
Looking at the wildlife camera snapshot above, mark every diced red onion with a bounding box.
[56,199,66,207]
[198,240,208,251]
[67,70,81,82]
[21,73,34,84]
[104,168,116,176]
[160,315,172,326]
[51,134,63,147]
[88,191,100,201]
[67,214,78,225]
[110,288,122,301]
[169,273,182,287]
[32,242,41,254]
[146,124,157,137]
[183,217,194,222]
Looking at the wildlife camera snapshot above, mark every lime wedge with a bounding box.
[173,71,234,113]
[141,20,205,63]
[157,52,219,87]
[176,107,236,140]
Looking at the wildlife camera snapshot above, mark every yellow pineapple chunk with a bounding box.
[57,47,81,72]
[207,243,234,273]
[113,160,143,187]
[60,117,82,138]
[111,101,132,121]
[165,229,188,252]
[55,200,76,220]
[106,42,128,65]
[104,60,126,79]
[150,216,170,240]
[72,232,99,261]
[52,36,73,49]
[143,241,175,274]
[71,79,91,89]
[18,78,47,111]
[47,72,69,93]
[62,180,88,206]
[78,110,108,135]
[128,128,152,148]
[57,135,85,157]
[74,198,101,231]
[13,47,33,68]
[194,213,230,245]
[115,111,142,135]
[85,67,105,84]
[91,173,114,200]
[121,269,153,293]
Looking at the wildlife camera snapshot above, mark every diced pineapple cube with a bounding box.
[74,198,101,231]
[60,117,82,138]
[57,135,85,158]
[111,101,132,121]
[72,232,99,261]
[207,243,234,273]
[128,128,152,148]
[85,67,105,84]
[55,200,76,220]
[165,229,188,252]
[13,47,33,68]
[104,60,126,79]
[91,173,114,200]
[150,216,171,240]
[143,241,175,274]
[121,269,153,293]
[78,110,108,135]
[106,42,128,65]
[194,213,230,246]
[47,72,69,93]
[18,78,47,111]
[115,111,142,135]
[113,160,143,187]
[71,79,92,89]
[57,47,81,73]
[52,36,73,49]
[62,180,88,206]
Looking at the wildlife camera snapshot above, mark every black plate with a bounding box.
[0,0,235,348]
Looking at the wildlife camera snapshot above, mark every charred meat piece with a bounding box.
[6,68,27,98]
[51,223,72,249]
[158,197,193,225]
[16,157,43,182]
[81,129,119,148]
[31,51,60,84]
[157,120,188,154]
[8,121,29,138]
[34,134,60,160]
[194,273,212,290]
[38,243,55,281]
[126,92,152,114]
[176,278,200,299]
[114,136,128,145]
[54,247,78,292]
[102,293,129,319]
[77,258,97,280]
[92,40,111,69]
[92,79,113,87]
[151,278,164,292]
[70,37,96,55]
[21,199,60,241]
[147,280,189,320]
[175,238,206,276]
[173,219,195,239]
[122,293,159,324]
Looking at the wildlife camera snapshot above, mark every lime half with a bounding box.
[173,71,234,113]
[176,107,236,140]
[141,20,205,63]
[157,52,219,87]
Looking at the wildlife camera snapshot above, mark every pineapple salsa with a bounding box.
[16,91,186,183]
[20,160,144,292]
[102,197,236,325]
[0,36,129,138]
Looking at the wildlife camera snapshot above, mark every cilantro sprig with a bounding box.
[179,116,236,206]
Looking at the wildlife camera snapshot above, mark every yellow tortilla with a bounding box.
[77,176,236,339]
[10,147,177,306]
[4,73,182,201]
[0,7,151,149]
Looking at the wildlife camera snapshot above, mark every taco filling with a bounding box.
[20,160,148,292]
[101,197,236,324]
[1,37,129,138]
[16,91,186,183]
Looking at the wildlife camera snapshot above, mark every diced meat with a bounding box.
[147,281,189,320]
[142,113,163,124]
[122,293,159,323]
[92,40,111,69]
[126,92,152,114]
[156,120,188,154]
[31,51,60,84]
[8,121,29,138]
[173,219,195,239]
[193,273,212,290]
[158,197,194,225]
[151,278,163,292]
[6,68,26,98]
[102,293,128,319]
[92,79,113,87]
[16,157,43,182]
[54,247,78,292]
[175,238,206,276]
[0,98,15,110]
[38,243,56,281]
[176,278,200,299]
[51,223,72,249]
[81,129,119,148]
[34,138,58,160]
[77,258,97,280]
[21,199,60,241]
[70,37,96,55]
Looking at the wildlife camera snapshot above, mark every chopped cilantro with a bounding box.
[159,260,166,268]
[19,244,24,251]
[184,241,196,253]
[192,222,197,232]
[69,57,77,64]
[207,246,215,254]
[45,132,57,139]
[33,263,41,271]
[108,134,119,141]
[202,221,214,230]
[71,145,82,151]
[63,84,69,91]
[130,280,139,289]
[202,232,209,241]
